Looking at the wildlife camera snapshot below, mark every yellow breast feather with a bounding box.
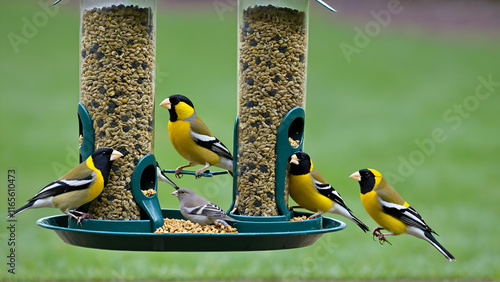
[84,156,103,203]
[289,174,332,213]
[361,190,407,235]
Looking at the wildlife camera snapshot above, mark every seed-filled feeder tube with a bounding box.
[78,0,156,220]
[235,0,308,217]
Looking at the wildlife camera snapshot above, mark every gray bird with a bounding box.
[172,188,233,226]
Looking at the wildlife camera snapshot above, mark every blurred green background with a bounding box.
[1,0,499,280]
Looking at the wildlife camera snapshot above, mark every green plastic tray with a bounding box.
[36,209,346,252]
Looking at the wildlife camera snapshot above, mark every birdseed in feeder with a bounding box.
[80,4,155,220]
[236,5,307,216]
[141,189,156,197]
[289,137,300,148]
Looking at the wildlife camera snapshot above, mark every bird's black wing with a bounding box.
[190,131,233,160]
[185,202,228,218]
[378,197,435,233]
[30,172,96,201]
[313,179,353,213]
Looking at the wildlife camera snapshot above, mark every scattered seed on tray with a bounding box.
[155,218,238,234]
[290,216,308,221]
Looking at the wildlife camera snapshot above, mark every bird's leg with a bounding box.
[66,212,84,227]
[67,212,80,220]
[68,211,94,226]
[372,227,384,241]
[76,213,94,226]
[377,232,393,245]
[372,227,393,245]
[195,162,212,179]
[72,210,86,215]
[215,219,230,226]
[307,211,324,220]
[175,164,193,178]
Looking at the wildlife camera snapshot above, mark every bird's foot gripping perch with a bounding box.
[373,227,392,245]
[174,165,191,178]
[288,206,303,212]
[69,210,94,226]
[163,168,229,179]
[307,212,323,220]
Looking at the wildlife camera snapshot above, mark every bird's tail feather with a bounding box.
[6,201,34,218]
[336,207,370,232]
[424,231,455,261]
[350,215,370,232]
[156,165,180,190]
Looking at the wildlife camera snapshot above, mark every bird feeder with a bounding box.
[78,0,156,220]
[38,0,346,252]
[232,0,310,219]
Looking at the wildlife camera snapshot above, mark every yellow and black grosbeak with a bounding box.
[288,152,369,232]
[7,148,122,223]
[160,95,233,178]
[350,168,455,261]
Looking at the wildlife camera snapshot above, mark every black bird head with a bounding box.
[160,94,195,122]
[350,168,376,194]
[289,152,312,176]
[89,148,123,186]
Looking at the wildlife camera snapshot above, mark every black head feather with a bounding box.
[289,152,312,176]
[90,148,117,186]
[358,168,376,194]
[167,94,195,122]
[168,94,194,108]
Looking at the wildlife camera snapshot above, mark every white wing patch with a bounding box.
[33,171,96,200]
[60,178,95,187]
[191,131,216,143]
[190,131,232,159]
[185,202,226,217]
[37,182,62,195]
[377,196,429,230]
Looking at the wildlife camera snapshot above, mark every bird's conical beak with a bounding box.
[289,154,299,165]
[160,98,171,109]
[110,150,124,161]
[349,171,361,181]
[171,190,178,197]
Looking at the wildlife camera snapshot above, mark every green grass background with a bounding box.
[1,1,499,280]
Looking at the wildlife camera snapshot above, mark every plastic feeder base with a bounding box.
[37,209,346,252]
